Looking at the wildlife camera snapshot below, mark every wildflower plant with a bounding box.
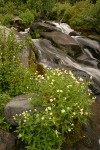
[0,28,36,96]
[15,69,95,149]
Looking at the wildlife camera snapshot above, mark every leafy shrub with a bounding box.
[15,69,94,149]
[0,93,11,130]
[0,14,13,25]
[52,2,72,22]
[0,28,36,96]
[27,0,56,19]
[88,0,100,29]
[20,9,34,25]
[69,0,93,29]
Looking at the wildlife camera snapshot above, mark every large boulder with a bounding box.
[10,16,26,32]
[40,31,82,57]
[4,94,44,126]
[0,129,17,150]
[4,95,32,126]
[30,21,61,33]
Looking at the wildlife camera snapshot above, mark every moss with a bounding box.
[29,50,37,73]
[64,124,82,148]
[30,28,46,39]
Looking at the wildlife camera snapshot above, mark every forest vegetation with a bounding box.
[0,0,99,32]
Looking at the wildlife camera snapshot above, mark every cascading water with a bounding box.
[30,21,100,98]
[51,22,74,35]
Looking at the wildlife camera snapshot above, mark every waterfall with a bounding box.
[29,21,100,97]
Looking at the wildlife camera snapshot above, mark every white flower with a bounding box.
[24,119,26,122]
[47,107,51,110]
[34,109,37,112]
[41,117,44,120]
[50,112,53,116]
[67,107,70,110]
[18,133,22,138]
[61,109,66,113]
[85,112,88,115]
[51,82,53,85]
[79,77,83,81]
[57,90,60,92]
[52,79,55,82]
[73,112,76,115]
[50,99,53,102]
[80,108,83,112]
[55,130,58,137]
[45,108,48,112]
[80,111,83,115]
[60,90,63,93]
[68,128,71,132]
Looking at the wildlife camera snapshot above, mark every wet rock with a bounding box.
[10,16,22,25]
[32,38,72,70]
[10,16,26,32]
[0,129,17,150]
[88,35,100,43]
[4,95,32,126]
[30,21,61,33]
[69,31,81,36]
[40,31,82,57]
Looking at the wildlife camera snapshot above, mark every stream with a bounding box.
[21,21,100,101]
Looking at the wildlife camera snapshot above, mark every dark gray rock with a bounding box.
[30,21,61,32]
[0,129,17,150]
[40,31,82,57]
[69,31,81,36]
[4,95,32,126]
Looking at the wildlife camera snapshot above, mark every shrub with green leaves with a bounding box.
[0,93,11,131]
[20,9,34,25]
[52,2,72,22]
[0,28,36,96]
[15,69,95,149]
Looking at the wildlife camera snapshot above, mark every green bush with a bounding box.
[88,0,100,28]
[0,14,13,25]
[27,0,56,19]
[20,9,34,25]
[0,93,11,130]
[69,0,93,29]
[52,2,72,22]
[0,28,36,96]
[15,69,94,149]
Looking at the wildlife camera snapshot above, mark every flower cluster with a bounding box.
[15,69,94,150]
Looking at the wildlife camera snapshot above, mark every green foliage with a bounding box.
[52,2,72,22]
[88,0,100,28]
[69,0,93,29]
[0,93,12,131]
[0,0,4,6]
[0,93,10,116]
[20,9,34,25]
[0,14,13,25]
[27,0,56,19]
[15,69,94,149]
[0,28,36,96]
[30,28,46,38]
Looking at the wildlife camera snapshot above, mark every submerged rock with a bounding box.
[40,31,82,57]
[30,21,61,33]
